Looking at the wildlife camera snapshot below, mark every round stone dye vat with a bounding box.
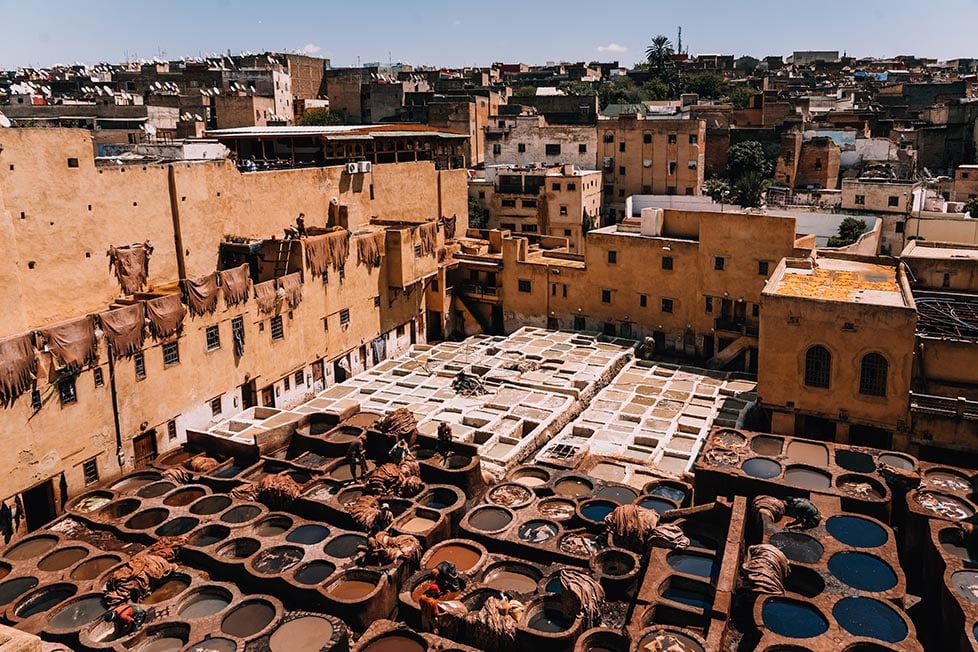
[216,538,261,560]
[559,532,606,556]
[48,595,106,630]
[136,481,176,499]
[5,535,57,560]
[523,597,573,633]
[646,482,688,504]
[70,555,121,581]
[467,506,513,532]
[252,546,304,574]
[666,551,718,580]
[0,577,38,606]
[769,532,824,563]
[189,495,232,515]
[220,504,263,524]
[294,561,336,585]
[835,449,877,473]
[941,529,978,564]
[487,483,534,508]
[424,541,485,573]
[538,497,576,521]
[483,563,541,594]
[324,534,367,559]
[786,440,828,466]
[188,525,230,547]
[636,629,706,652]
[178,588,232,619]
[784,466,832,490]
[832,596,908,643]
[638,496,678,514]
[750,435,784,456]
[878,453,915,470]
[70,491,113,513]
[326,572,379,601]
[519,520,558,543]
[554,476,593,498]
[926,468,973,493]
[155,517,200,537]
[136,636,186,652]
[221,599,276,638]
[761,597,829,638]
[784,566,825,598]
[837,474,885,500]
[286,524,330,545]
[254,515,293,537]
[828,552,897,592]
[125,508,169,530]
[595,485,638,505]
[825,515,888,548]
[420,487,460,510]
[184,638,237,652]
[15,584,77,618]
[914,490,975,520]
[38,546,88,572]
[98,498,141,520]
[577,628,628,652]
[110,472,162,492]
[952,571,978,603]
[360,633,426,652]
[579,499,617,524]
[268,615,334,652]
[162,487,206,507]
[509,466,551,488]
[143,576,190,605]
[741,457,782,479]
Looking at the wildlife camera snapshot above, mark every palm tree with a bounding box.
[645,35,674,74]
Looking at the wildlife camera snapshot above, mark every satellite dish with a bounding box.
[194,113,203,121]
[0,112,11,128]
[145,123,157,135]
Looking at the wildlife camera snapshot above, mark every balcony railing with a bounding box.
[910,392,978,421]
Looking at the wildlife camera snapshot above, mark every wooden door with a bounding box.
[133,430,158,469]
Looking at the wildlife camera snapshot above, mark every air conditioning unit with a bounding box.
[346,162,360,174]
[359,160,372,173]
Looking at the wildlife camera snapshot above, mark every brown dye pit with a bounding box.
[156,517,200,537]
[837,475,884,499]
[110,473,161,492]
[324,534,367,558]
[125,508,169,530]
[217,538,261,560]
[255,516,293,537]
[221,505,262,524]
[144,577,190,605]
[294,561,336,585]
[786,441,829,466]
[137,637,185,652]
[554,477,593,497]
[750,436,784,456]
[328,579,377,600]
[362,635,426,652]
[163,488,206,506]
[468,507,513,531]
[136,482,177,498]
[426,544,483,572]
[5,536,57,560]
[487,484,532,507]
[221,600,276,638]
[190,495,232,515]
[916,491,975,519]
[189,525,231,547]
[98,498,140,520]
[178,589,232,619]
[253,546,304,574]
[539,498,577,521]
[879,453,915,470]
[48,595,106,629]
[483,565,540,594]
[399,516,436,533]
[70,556,121,581]
[269,615,334,652]
[927,470,973,493]
[73,492,112,512]
[38,547,88,571]
[511,467,550,487]
[784,466,832,490]
[184,638,237,652]
[591,462,627,482]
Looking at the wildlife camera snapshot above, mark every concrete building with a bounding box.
[952,164,978,201]
[773,132,841,189]
[841,178,917,214]
[484,112,598,170]
[0,126,467,531]
[598,114,706,223]
[758,254,917,449]
[468,164,602,252]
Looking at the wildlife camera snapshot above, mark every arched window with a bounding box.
[804,345,831,388]
[859,353,888,397]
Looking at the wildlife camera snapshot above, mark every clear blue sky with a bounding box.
[1,0,974,70]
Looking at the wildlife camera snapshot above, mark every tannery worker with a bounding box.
[437,421,453,457]
[103,603,146,636]
[346,438,369,482]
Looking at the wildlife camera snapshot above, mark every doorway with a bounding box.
[241,380,258,409]
[133,430,158,468]
[261,386,275,408]
[22,479,57,532]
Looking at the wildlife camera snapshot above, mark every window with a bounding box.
[522,199,537,208]
[887,196,899,207]
[518,143,526,153]
[545,144,561,156]
[518,279,532,293]
[668,134,677,144]
[93,367,104,387]
[414,244,423,258]
[963,172,970,179]
[603,184,613,197]
[643,185,652,193]
[714,257,725,271]
[210,396,222,417]
[551,283,557,296]
[685,187,694,195]
[270,315,284,340]
[804,345,831,388]
[231,317,245,354]
[167,420,177,441]
[205,325,220,351]
[943,273,951,288]
[687,160,697,169]
[643,133,652,144]
[601,289,612,303]
[661,298,674,313]
[640,294,648,307]
[396,324,406,337]
[667,186,677,195]
[83,458,99,485]
[620,322,632,338]
[562,284,567,298]
[520,224,538,232]
[895,222,905,234]
[859,353,888,397]
[478,191,485,199]
[814,158,822,171]
[501,199,517,208]
[603,322,616,336]
[560,206,568,216]
[552,183,561,191]
[134,352,146,379]
[339,309,351,326]
[59,375,77,405]
[31,389,42,411]
[619,142,626,152]
[603,133,614,143]
[567,182,576,190]
[431,279,439,292]
[564,229,572,236]
[854,194,865,205]
[492,144,501,155]
[752,304,760,317]
[501,223,516,231]
[574,315,586,330]
[374,296,381,307]
[668,161,677,175]
[67,158,79,168]
[579,144,587,153]
[705,297,713,313]
[284,375,290,391]
[608,250,617,264]
[689,134,698,145]
[758,261,770,276]
[162,342,179,366]
[619,166,626,176]
[662,256,674,270]
[618,189,626,197]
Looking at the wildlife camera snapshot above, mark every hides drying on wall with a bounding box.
[182,272,219,317]
[99,303,145,358]
[37,315,98,372]
[0,333,37,403]
[107,242,152,294]
[145,294,186,339]
[218,264,250,307]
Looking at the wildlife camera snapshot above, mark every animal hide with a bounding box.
[254,279,279,315]
[182,272,219,317]
[218,264,250,307]
[741,543,790,595]
[99,303,145,358]
[558,569,604,629]
[304,234,331,277]
[356,232,385,268]
[326,229,350,270]
[107,242,152,294]
[38,315,98,371]
[145,294,186,339]
[0,333,36,403]
[418,221,438,256]
[442,214,457,240]
[277,272,303,309]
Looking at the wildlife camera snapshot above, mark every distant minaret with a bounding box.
[678,26,683,55]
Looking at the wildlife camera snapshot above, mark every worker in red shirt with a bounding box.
[103,603,146,636]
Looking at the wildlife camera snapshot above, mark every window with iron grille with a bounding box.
[859,353,888,397]
[714,256,725,271]
[640,294,647,307]
[167,420,177,440]
[518,279,531,293]
[340,309,351,326]
[661,298,674,313]
[59,375,77,405]
[545,144,561,156]
[205,325,220,351]
[804,345,831,388]
[162,342,180,366]
[374,296,381,308]
[83,458,99,485]
[601,289,612,303]
[93,367,104,387]
[210,396,222,417]
[705,297,713,313]
[284,375,290,391]
[295,370,304,386]
[134,352,146,379]
[231,317,245,356]
[31,389,42,411]
[758,261,770,276]
[608,250,617,264]
[270,315,284,341]
[414,244,422,258]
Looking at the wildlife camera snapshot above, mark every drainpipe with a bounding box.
[167,165,187,279]
[105,342,125,468]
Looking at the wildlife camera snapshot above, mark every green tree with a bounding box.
[827,217,867,247]
[598,76,640,108]
[727,141,770,181]
[641,79,670,101]
[964,197,978,218]
[727,85,756,109]
[733,171,768,208]
[582,210,596,234]
[559,80,595,96]
[685,73,726,99]
[297,108,345,126]
[703,178,732,203]
[468,196,488,229]
[735,56,761,75]
[514,85,537,98]
[645,35,674,76]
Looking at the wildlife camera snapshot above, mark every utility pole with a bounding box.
[678,27,682,55]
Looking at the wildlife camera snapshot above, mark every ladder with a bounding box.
[273,240,293,278]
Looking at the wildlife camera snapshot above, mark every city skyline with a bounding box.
[1,0,975,69]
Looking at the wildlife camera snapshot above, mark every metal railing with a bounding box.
[910,392,978,421]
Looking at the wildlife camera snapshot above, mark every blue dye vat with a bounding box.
[545,576,562,595]
[835,449,876,473]
[741,457,782,479]
[833,596,907,643]
[596,485,638,504]
[761,598,828,638]
[581,501,616,522]
[649,484,687,503]
[825,515,888,548]
[639,497,676,514]
[769,532,823,564]
[661,585,711,609]
[828,552,897,592]
[666,552,718,580]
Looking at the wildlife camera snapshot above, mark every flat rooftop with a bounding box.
[765,256,909,307]
[902,241,978,261]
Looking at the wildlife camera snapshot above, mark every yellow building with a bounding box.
[0,126,467,530]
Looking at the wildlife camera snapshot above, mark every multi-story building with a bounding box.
[597,114,706,223]
[483,112,598,169]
